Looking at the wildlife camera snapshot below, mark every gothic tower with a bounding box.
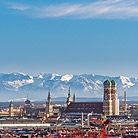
[9,101,14,117]
[111,80,119,115]
[25,97,31,115]
[66,85,72,106]
[73,93,75,102]
[103,80,112,115]
[46,90,53,117]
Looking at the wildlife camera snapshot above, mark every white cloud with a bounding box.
[7,3,30,11]
[8,98,26,102]
[5,0,138,19]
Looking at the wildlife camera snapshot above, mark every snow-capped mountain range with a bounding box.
[0,72,138,101]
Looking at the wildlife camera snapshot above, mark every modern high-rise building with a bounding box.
[103,80,119,115]
[46,90,53,117]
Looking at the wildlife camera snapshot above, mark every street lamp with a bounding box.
[87,112,93,126]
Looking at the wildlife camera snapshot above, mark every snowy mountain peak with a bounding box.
[92,74,95,76]
[50,74,61,80]
[0,72,138,101]
[37,74,43,79]
[119,76,135,88]
[61,74,73,82]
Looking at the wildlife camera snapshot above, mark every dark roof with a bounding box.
[65,102,103,114]
[25,100,30,104]
[48,115,59,118]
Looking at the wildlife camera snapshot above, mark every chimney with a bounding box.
[124,91,127,111]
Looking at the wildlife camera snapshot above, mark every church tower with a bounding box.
[103,80,112,115]
[24,95,31,115]
[46,90,53,117]
[111,80,119,115]
[9,101,14,117]
[66,85,72,106]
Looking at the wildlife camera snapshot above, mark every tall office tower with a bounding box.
[124,91,127,111]
[9,101,14,117]
[103,80,112,115]
[46,90,53,116]
[66,85,72,106]
[111,80,119,115]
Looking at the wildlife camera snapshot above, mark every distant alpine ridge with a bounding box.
[0,72,137,101]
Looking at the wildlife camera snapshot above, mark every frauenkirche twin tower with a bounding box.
[103,80,119,115]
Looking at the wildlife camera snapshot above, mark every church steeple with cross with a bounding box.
[46,89,53,117]
[66,85,72,106]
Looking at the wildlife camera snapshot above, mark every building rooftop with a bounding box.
[65,102,103,114]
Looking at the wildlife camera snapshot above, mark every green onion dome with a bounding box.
[111,80,117,86]
[9,101,13,107]
[103,80,111,85]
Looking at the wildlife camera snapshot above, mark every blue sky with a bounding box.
[0,0,138,77]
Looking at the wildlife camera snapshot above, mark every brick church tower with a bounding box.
[103,80,119,115]
[103,80,113,115]
[111,80,119,115]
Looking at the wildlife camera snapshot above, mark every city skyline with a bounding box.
[0,0,138,137]
[1,0,138,77]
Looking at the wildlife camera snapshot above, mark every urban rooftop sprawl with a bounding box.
[0,80,137,137]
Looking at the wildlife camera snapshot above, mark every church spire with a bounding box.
[48,89,51,103]
[66,85,72,106]
[68,85,71,97]
[27,94,28,100]
[73,93,75,102]
[48,89,50,98]
[46,89,53,116]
